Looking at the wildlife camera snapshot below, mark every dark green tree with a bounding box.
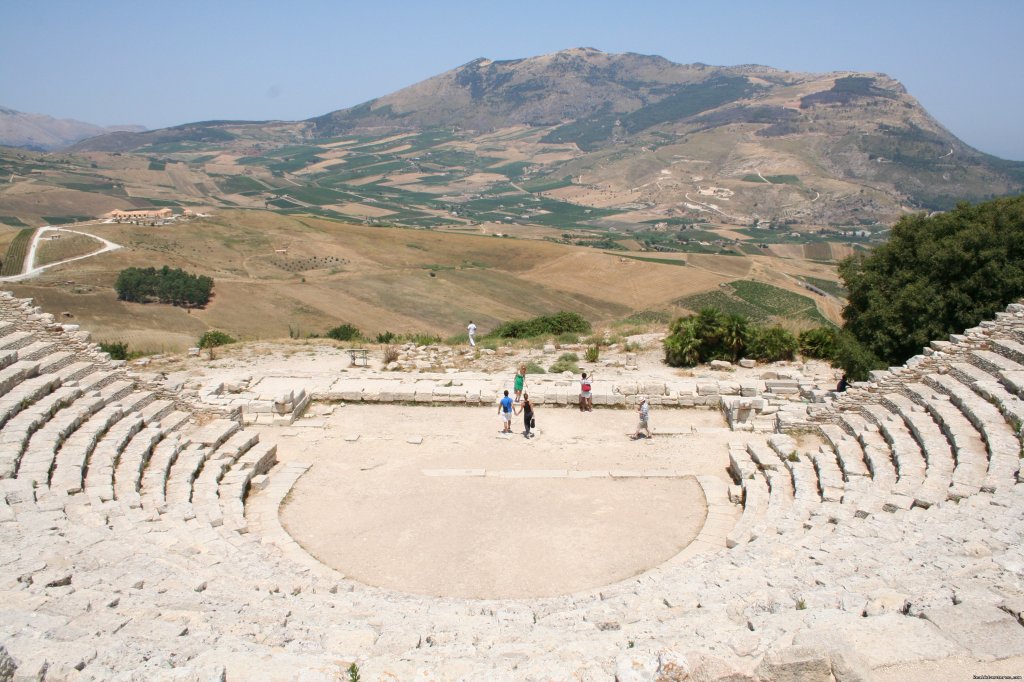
[747,326,798,362]
[798,326,839,359]
[840,195,1024,365]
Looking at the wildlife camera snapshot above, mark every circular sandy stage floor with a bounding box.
[275,405,736,599]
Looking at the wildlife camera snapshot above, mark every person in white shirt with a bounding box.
[467,321,477,347]
[631,396,651,439]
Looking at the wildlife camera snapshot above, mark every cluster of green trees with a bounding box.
[664,195,1024,380]
[115,266,213,308]
[490,311,591,339]
[664,308,801,367]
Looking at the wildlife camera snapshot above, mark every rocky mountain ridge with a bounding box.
[0,105,144,151]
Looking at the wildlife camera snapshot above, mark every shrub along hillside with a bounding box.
[664,195,1024,379]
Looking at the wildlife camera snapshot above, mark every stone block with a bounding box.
[922,602,1024,660]
[697,382,719,396]
[754,646,832,682]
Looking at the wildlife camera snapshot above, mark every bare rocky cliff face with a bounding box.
[0,106,144,151]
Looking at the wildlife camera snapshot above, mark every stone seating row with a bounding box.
[0,294,283,552]
[3,292,1024,677]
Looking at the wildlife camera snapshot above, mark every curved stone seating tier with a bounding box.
[49,402,128,495]
[949,362,1024,432]
[139,436,190,513]
[0,330,33,350]
[810,445,845,502]
[76,412,144,497]
[0,385,82,479]
[903,382,988,498]
[193,430,259,527]
[925,372,1021,490]
[0,373,59,430]
[858,403,928,500]
[0,359,40,398]
[835,412,898,486]
[819,423,871,479]
[878,394,957,507]
[218,441,278,533]
[109,425,165,504]
[2,292,1024,677]
[969,350,1024,397]
[15,340,57,362]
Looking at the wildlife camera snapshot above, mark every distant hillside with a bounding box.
[22,48,1024,229]
[0,106,144,151]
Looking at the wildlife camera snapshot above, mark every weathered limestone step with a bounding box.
[0,348,19,372]
[836,412,898,486]
[0,359,40,398]
[0,320,16,337]
[0,372,59,429]
[110,425,164,504]
[16,394,107,487]
[192,431,261,526]
[218,441,277,533]
[164,444,212,508]
[810,446,845,502]
[904,382,988,497]
[747,442,782,472]
[159,410,192,434]
[0,330,33,350]
[879,393,953,506]
[95,379,135,404]
[35,350,75,375]
[52,360,96,384]
[990,337,1024,365]
[819,424,871,479]
[969,350,1024,397]
[860,401,925,491]
[0,385,82,479]
[755,464,796,540]
[188,418,240,449]
[243,461,335,578]
[769,435,824,509]
[949,362,1024,429]
[725,470,767,548]
[728,443,758,482]
[49,403,125,494]
[79,413,144,501]
[140,437,191,513]
[925,373,1022,491]
[73,371,122,395]
[16,341,58,362]
[139,399,174,425]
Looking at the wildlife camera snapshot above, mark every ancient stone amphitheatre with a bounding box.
[2,289,1024,680]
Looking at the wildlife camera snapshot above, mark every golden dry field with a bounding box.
[5,209,846,352]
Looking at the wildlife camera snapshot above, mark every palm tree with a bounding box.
[721,314,751,362]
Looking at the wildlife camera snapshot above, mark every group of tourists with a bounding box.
[470,322,650,439]
[498,364,535,438]
[496,363,652,440]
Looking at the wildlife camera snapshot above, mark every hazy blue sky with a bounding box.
[2,0,1022,159]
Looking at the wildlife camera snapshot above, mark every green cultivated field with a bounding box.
[678,280,829,324]
[0,228,35,276]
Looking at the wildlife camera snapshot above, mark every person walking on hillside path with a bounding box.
[515,392,535,438]
[513,363,527,403]
[579,371,593,412]
[631,396,652,439]
[498,389,513,433]
[468,321,477,347]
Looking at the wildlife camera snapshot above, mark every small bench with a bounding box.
[345,348,369,366]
